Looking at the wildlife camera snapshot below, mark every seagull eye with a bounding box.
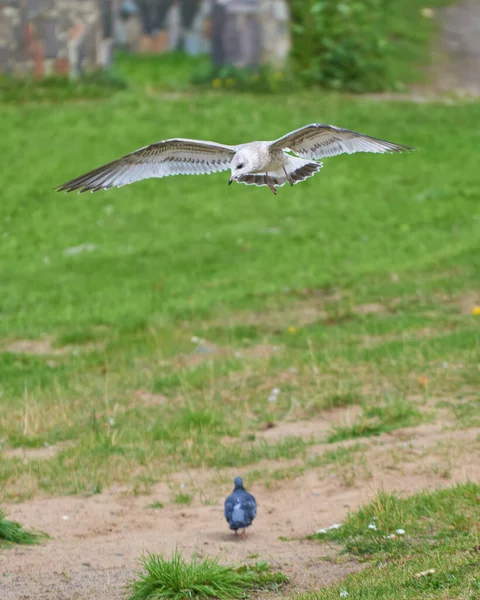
[237,163,244,169]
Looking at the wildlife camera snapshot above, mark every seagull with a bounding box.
[224,476,257,535]
[55,124,412,196]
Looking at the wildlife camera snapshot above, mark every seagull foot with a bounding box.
[265,173,277,195]
[283,167,294,187]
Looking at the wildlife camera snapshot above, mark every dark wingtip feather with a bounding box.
[392,143,415,153]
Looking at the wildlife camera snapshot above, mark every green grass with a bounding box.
[1,50,479,500]
[0,507,45,545]
[146,501,164,510]
[0,70,127,104]
[127,551,287,600]
[173,492,193,505]
[305,483,480,599]
[328,395,426,442]
[117,51,209,91]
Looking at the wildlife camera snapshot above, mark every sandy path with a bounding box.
[2,421,479,600]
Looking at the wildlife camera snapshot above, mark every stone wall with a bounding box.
[211,0,290,68]
[118,0,290,68]
[0,0,291,77]
[0,0,116,77]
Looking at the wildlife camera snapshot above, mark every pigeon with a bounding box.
[224,476,257,535]
[54,124,412,196]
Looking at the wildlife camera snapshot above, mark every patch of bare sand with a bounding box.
[457,291,480,315]
[174,342,282,369]
[207,298,396,332]
[3,338,66,355]
[3,337,103,356]
[2,414,479,600]
[256,405,362,443]
[208,301,328,330]
[2,441,76,462]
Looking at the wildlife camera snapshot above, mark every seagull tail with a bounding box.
[283,155,322,185]
[235,156,322,189]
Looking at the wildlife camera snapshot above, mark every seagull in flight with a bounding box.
[55,123,412,196]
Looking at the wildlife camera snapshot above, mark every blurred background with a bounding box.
[0,0,479,95]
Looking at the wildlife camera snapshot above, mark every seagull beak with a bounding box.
[228,176,234,186]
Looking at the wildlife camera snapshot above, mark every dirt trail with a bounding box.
[2,421,479,600]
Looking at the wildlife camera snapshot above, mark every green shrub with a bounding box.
[290,0,388,92]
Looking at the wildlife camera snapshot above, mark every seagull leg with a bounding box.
[265,173,277,195]
[283,167,294,187]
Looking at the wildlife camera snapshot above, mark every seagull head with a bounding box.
[229,151,250,185]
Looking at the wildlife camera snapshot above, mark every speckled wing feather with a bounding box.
[55,139,236,193]
[237,161,321,188]
[243,492,257,521]
[224,496,235,522]
[269,124,413,159]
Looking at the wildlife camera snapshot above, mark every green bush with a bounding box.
[290,0,388,92]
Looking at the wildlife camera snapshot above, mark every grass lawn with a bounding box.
[307,482,480,599]
[1,74,479,501]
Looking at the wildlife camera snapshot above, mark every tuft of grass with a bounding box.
[146,501,164,510]
[127,550,287,600]
[0,507,46,546]
[328,396,425,443]
[173,492,193,505]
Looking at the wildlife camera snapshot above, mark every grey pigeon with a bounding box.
[224,476,257,535]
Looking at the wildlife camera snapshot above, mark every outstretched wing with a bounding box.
[269,124,413,159]
[55,138,236,193]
